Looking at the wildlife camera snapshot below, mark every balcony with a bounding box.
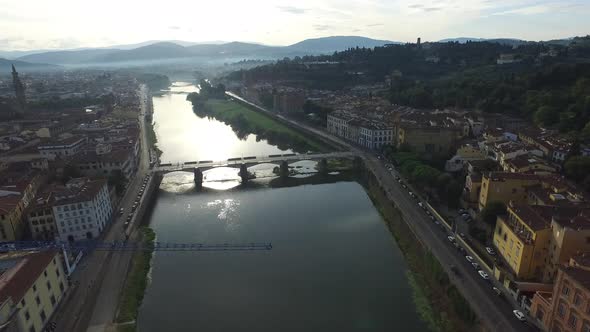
[500,216,535,245]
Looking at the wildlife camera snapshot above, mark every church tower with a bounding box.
[11,64,26,115]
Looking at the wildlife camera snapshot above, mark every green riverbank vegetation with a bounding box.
[115,227,156,332]
[361,167,480,332]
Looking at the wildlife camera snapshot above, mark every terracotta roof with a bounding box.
[562,266,590,291]
[53,179,107,206]
[0,196,23,215]
[0,251,57,304]
[509,204,552,231]
[485,172,541,181]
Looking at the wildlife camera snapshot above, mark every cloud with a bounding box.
[366,23,384,27]
[313,24,332,31]
[408,3,443,12]
[277,5,307,14]
[489,1,585,16]
[168,26,181,30]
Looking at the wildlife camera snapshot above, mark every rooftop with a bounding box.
[0,251,57,304]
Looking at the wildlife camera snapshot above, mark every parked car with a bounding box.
[418,202,424,208]
[447,235,456,243]
[471,262,480,270]
[119,208,124,215]
[458,209,466,214]
[430,215,436,221]
[478,270,490,280]
[408,191,414,197]
[512,310,526,322]
[402,184,407,189]
[486,247,497,255]
[465,255,474,263]
[126,214,133,222]
[458,233,466,239]
[492,287,503,297]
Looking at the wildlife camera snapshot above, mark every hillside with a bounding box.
[13,36,398,65]
[0,58,60,73]
[287,36,396,52]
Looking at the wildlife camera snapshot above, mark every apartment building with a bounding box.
[37,136,87,158]
[0,251,68,332]
[52,178,112,242]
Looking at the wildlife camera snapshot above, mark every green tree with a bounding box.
[565,156,590,181]
[480,201,507,227]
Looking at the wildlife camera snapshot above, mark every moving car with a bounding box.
[478,270,490,280]
[486,247,496,255]
[513,310,526,322]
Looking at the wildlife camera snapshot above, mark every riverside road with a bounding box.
[228,91,535,332]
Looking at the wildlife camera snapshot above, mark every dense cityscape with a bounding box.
[1,8,590,331]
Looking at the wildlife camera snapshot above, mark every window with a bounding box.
[33,284,37,292]
[558,303,566,317]
[50,295,56,306]
[55,268,60,277]
[574,292,582,306]
[536,309,544,320]
[59,282,64,292]
[563,286,570,296]
[35,296,40,305]
[46,281,51,291]
[568,314,578,329]
[40,309,46,322]
[21,298,26,306]
[25,310,30,321]
[43,270,47,277]
[583,323,590,332]
[29,326,35,332]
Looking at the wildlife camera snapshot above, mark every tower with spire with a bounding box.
[11,64,26,116]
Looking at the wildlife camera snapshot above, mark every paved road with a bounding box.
[228,91,535,332]
[52,85,152,332]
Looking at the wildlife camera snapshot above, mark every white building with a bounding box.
[37,136,87,158]
[358,124,394,150]
[52,178,112,242]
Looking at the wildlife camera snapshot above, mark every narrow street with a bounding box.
[52,85,152,332]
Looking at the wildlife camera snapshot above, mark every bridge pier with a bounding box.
[193,167,203,189]
[318,158,328,175]
[239,164,249,184]
[279,160,290,178]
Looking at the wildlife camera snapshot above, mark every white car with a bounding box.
[471,262,480,270]
[513,310,526,322]
[486,247,496,255]
[447,236,456,243]
[465,255,474,263]
[478,270,490,280]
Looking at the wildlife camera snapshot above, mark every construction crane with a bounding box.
[0,240,273,252]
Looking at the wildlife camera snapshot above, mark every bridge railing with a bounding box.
[155,152,356,172]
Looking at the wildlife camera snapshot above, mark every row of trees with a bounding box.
[382,147,463,208]
[186,80,226,105]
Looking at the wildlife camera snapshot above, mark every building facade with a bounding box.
[52,179,112,242]
[0,251,68,332]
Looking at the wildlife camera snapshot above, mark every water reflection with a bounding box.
[152,82,293,163]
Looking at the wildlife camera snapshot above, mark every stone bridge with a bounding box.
[152,151,359,187]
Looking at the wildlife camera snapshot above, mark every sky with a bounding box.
[0,0,589,51]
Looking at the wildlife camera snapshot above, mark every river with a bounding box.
[137,82,427,331]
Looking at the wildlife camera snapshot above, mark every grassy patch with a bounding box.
[115,227,156,330]
[361,169,479,332]
[144,120,162,157]
[201,99,329,153]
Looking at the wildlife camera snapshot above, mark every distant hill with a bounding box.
[287,36,396,53]
[18,49,120,65]
[438,37,527,46]
[0,58,60,73]
[10,36,398,66]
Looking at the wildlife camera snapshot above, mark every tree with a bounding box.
[108,170,127,195]
[565,156,590,181]
[480,201,507,227]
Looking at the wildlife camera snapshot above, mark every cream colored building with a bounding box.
[0,251,68,332]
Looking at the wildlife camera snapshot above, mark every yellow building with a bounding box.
[0,251,68,332]
[397,124,461,156]
[0,196,26,241]
[493,203,552,280]
[544,215,590,282]
[504,155,557,175]
[478,172,541,211]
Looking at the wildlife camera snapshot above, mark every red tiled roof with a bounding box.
[0,251,57,304]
